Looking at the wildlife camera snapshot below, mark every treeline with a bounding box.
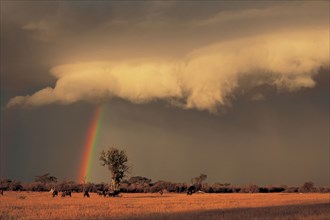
[0,176,328,194]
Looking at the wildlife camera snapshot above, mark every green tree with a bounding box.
[99,147,129,191]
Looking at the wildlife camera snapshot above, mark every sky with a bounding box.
[0,1,329,186]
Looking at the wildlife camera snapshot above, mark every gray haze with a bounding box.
[1,1,329,186]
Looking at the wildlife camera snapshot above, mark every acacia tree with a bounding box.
[191,173,207,191]
[191,173,207,185]
[99,147,129,191]
[35,173,58,184]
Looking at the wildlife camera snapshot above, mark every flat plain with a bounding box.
[0,192,329,220]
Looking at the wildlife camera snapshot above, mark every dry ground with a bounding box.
[0,192,329,220]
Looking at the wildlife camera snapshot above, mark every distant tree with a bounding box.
[191,173,207,185]
[300,181,316,193]
[0,179,23,191]
[35,173,58,184]
[284,186,299,193]
[240,184,259,193]
[128,176,152,185]
[0,179,12,190]
[100,147,129,191]
[150,180,177,193]
[190,174,207,191]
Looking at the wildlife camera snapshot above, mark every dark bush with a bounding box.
[259,186,286,193]
[317,187,330,193]
[240,184,259,193]
[299,181,316,193]
[284,186,299,193]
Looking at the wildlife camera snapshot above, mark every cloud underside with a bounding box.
[7,28,329,112]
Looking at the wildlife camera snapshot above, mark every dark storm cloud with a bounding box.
[1,103,94,181]
[1,1,329,185]
[6,70,326,185]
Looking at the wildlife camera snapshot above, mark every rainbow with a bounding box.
[79,105,106,182]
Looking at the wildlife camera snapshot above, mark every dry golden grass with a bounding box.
[0,192,329,220]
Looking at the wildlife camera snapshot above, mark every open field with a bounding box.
[0,192,329,220]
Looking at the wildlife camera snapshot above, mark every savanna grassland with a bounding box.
[0,192,329,220]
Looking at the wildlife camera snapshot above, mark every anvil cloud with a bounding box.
[7,28,329,112]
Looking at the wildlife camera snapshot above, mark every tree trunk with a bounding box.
[110,178,119,191]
